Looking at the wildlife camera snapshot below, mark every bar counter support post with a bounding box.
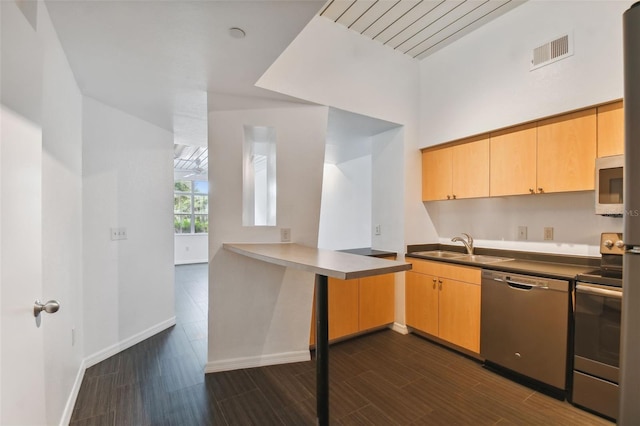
[315,274,329,426]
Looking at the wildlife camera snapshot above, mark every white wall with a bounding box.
[207,105,327,371]
[318,153,372,250]
[419,0,633,147]
[258,15,429,249]
[82,97,175,360]
[175,234,208,264]
[428,192,623,256]
[1,1,84,424]
[417,1,631,253]
[257,15,426,327]
[39,2,85,422]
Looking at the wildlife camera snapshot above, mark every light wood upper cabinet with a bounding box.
[597,101,624,157]
[490,123,537,196]
[422,135,489,201]
[422,147,452,201]
[537,108,597,193]
[451,136,490,199]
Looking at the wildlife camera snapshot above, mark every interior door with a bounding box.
[1,105,47,424]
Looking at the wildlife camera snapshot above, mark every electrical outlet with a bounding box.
[375,224,381,235]
[281,228,291,242]
[544,227,554,241]
[517,226,527,240]
[110,227,127,240]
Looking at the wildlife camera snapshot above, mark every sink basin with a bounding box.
[457,254,513,264]
[411,251,513,264]
[412,250,466,259]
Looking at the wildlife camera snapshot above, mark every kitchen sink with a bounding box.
[411,251,513,264]
[411,250,466,258]
[457,254,513,264]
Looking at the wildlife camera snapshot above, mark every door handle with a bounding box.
[34,300,60,317]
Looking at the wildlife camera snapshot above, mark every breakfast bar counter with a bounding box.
[223,243,411,425]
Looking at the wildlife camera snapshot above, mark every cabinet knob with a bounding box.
[529,188,535,194]
[538,187,544,193]
[446,195,451,200]
[452,194,457,199]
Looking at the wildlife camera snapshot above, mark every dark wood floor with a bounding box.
[70,263,612,425]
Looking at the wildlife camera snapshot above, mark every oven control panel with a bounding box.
[601,232,624,255]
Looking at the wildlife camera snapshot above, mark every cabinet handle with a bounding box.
[538,187,544,193]
[452,194,457,199]
[432,278,437,288]
[438,279,443,290]
[529,188,535,194]
[446,195,451,200]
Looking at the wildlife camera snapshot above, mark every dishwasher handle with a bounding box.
[492,276,549,290]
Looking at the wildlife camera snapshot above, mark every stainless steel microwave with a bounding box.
[596,155,624,216]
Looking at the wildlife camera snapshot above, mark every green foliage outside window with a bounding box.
[174,180,208,234]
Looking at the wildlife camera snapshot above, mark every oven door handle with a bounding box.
[576,283,623,299]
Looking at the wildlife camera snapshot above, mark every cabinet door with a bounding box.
[597,101,624,157]
[537,108,597,193]
[359,273,394,331]
[438,278,481,353]
[328,277,359,340]
[490,124,537,196]
[309,278,360,345]
[451,136,490,199]
[405,271,439,335]
[422,147,452,201]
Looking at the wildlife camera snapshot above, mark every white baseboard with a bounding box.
[391,322,409,335]
[59,358,86,426]
[174,259,208,265]
[84,316,176,368]
[205,350,310,373]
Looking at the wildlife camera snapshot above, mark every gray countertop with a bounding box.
[406,243,600,281]
[338,248,397,258]
[224,243,410,280]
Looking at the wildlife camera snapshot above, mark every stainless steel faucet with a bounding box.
[451,233,474,254]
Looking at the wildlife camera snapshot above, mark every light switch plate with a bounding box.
[110,227,127,240]
[281,228,291,242]
[544,227,554,241]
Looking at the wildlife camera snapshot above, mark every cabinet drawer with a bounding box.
[408,259,480,284]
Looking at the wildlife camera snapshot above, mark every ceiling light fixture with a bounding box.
[228,27,246,39]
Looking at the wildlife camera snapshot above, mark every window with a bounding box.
[174,180,208,234]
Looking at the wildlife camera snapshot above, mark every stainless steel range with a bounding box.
[572,232,623,420]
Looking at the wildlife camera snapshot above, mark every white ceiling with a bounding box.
[44,0,525,148]
[320,0,526,59]
[45,0,325,145]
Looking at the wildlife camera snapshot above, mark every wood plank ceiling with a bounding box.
[319,0,526,60]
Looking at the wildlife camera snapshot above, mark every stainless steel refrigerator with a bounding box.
[620,2,640,423]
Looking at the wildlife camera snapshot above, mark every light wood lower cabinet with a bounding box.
[310,260,396,345]
[405,259,481,354]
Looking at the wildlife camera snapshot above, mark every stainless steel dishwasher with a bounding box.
[480,270,570,392]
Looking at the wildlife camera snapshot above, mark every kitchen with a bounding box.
[3,0,639,424]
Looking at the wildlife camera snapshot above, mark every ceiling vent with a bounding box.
[530,33,573,71]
